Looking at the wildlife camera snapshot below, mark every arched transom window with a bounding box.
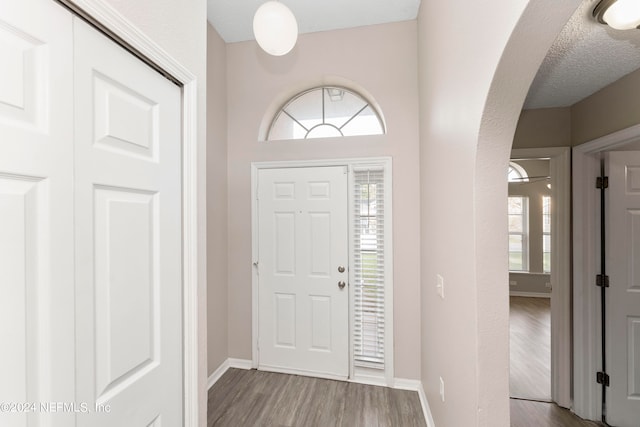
[508,161,529,182]
[267,86,385,141]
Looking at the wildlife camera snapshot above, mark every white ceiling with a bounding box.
[524,0,640,109]
[207,0,421,43]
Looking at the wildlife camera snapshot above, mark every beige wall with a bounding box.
[572,67,640,145]
[516,68,640,148]
[417,0,579,424]
[513,108,571,149]
[207,24,228,375]
[225,21,422,380]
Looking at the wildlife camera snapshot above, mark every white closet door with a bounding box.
[73,18,183,427]
[0,1,75,426]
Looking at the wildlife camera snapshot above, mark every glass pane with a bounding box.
[509,214,523,232]
[509,234,522,252]
[509,252,523,271]
[341,105,384,136]
[508,166,521,182]
[543,234,551,252]
[306,124,342,139]
[285,89,323,129]
[324,88,367,128]
[543,252,551,272]
[543,196,551,233]
[268,112,307,140]
[508,197,523,214]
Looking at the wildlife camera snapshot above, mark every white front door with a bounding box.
[607,151,640,426]
[0,2,75,426]
[73,18,183,426]
[258,166,349,378]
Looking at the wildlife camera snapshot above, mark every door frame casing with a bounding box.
[573,123,640,421]
[54,1,203,425]
[511,147,571,408]
[251,157,394,386]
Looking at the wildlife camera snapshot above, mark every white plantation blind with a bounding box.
[353,167,386,369]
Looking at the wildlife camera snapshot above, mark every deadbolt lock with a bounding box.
[338,266,345,273]
[338,281,346,289]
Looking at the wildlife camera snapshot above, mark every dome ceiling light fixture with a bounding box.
[253,1,298,56]
[594,0,640,30]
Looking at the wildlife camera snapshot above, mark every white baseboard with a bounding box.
[393,378,422,391]
[207,359,230,390]
[228,358,252,370]
[509,291,551,298]
[417,382,436,427]
[207,358,252,390]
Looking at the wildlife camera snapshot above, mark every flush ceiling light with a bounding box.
[594,0,640,30]
[253,1,298,56]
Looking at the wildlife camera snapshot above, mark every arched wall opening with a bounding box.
[476,0,581,423]
[417,0,581,425]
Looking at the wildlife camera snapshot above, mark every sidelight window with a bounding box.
[353,167,386,369]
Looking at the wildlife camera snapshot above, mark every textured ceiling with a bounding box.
[207,0,421,43]
[525,0,640,109]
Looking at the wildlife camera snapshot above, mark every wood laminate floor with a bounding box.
[510,399,602,427]
[207,368,427,427]
[510,296,551,401]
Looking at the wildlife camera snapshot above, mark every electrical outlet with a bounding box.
[439,377,445,402]
[437,274,444,299]
[509,280,517,287]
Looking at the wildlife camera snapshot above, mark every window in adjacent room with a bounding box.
[542,195,551,273]
[508,196,529,271]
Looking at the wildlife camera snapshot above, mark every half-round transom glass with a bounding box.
[267,86,385,141]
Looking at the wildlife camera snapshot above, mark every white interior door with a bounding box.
[606,151,640,426]
[258,166,349,378]
[73,18,183,427]
[0,2,75,426]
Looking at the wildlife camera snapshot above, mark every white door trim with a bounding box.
[572,123,640,421]
[251,157,394,386]
[511,147,571,408]
[56,1,203,425]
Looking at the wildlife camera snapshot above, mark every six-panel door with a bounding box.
[607,151,640,426]
[0,2,75,426]
[0,1,184,425]
[258,166,349,378]
[73,18,183,427]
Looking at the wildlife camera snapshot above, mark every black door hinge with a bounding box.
[597,372,610,387]
[596,176,609,189]
[596,274,610,288]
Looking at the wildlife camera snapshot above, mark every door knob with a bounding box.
[338,266,345,273]
[338,281,346,289]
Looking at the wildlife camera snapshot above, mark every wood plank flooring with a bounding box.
[207,368,426,427]
[510,296,551,400]
[510,399,602,427]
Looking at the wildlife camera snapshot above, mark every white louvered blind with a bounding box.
[353,167,386,369]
